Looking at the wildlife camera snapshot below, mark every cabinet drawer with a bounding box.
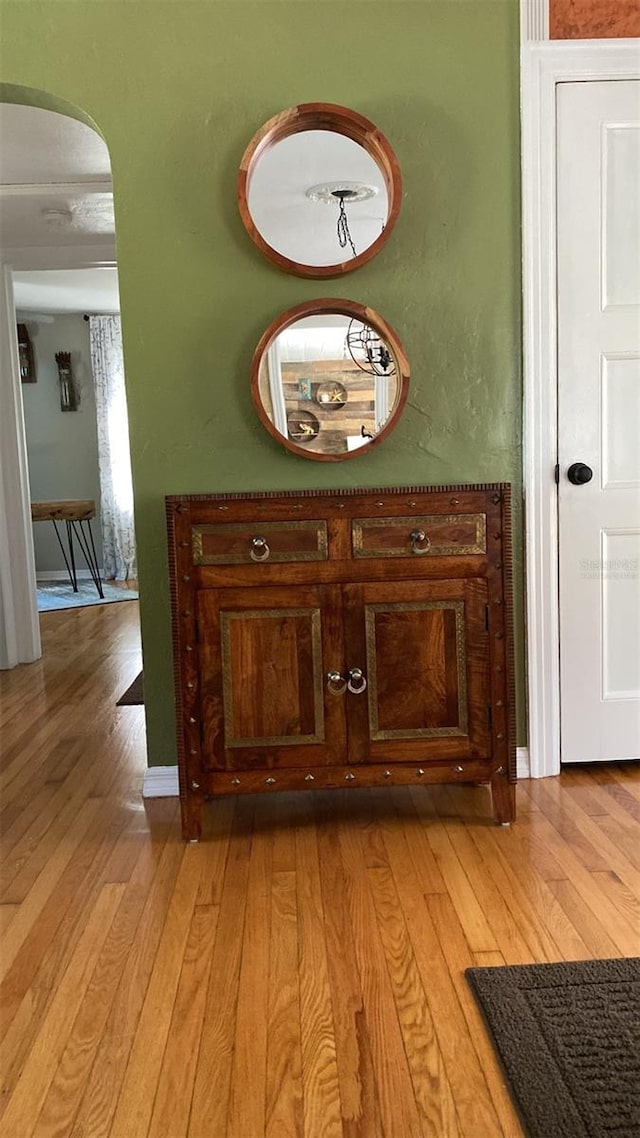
[352,514,486,558]
[192,520,328,565]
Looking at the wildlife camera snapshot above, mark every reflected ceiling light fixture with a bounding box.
[305,180,379,260]
[346,318,396,377]
[333,188,358,258]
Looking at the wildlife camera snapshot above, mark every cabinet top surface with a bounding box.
[166,482,510,506]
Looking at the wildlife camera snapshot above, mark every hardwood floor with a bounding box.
[1,601,638,1137]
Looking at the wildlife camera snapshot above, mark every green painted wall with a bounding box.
[1,0,523,764]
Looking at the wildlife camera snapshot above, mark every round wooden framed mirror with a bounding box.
[251,299,410,461]
[238,104,402,278]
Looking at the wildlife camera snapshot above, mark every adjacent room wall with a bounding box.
[0,0,523,765]
[20,313,103,576]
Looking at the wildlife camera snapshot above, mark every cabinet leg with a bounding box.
[490,771,516,825]
[181,792,202,842]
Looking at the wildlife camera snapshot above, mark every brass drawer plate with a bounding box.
[193,520,328,565]
[352,514,486,558]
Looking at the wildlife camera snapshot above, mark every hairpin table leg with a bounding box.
[51,518,78,591]
[74,519,104,598]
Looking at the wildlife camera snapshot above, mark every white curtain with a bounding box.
[89,315,137,581]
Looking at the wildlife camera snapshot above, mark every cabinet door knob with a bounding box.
[326,670,347,695]
[250,536,270,561]
[410,529,431,555]
[347,667,367,694]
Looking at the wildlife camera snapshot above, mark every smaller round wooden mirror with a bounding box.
[238,104,402,278]
[251,300,410,461]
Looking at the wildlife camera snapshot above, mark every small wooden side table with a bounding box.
[31,500,104,598]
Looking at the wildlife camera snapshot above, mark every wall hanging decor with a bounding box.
[250,298,410,460]
[238,103,402,278]
[17,324,36,383]
[55,351,78,411]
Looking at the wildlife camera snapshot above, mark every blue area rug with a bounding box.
[37,580,139,612]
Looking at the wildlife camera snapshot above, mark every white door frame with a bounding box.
[521,39,640,777]
[0,263,41,668]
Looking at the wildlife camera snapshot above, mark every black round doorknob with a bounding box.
[567,462,593,485]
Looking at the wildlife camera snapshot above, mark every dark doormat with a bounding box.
[466,957,640,1138]
[116,671,144,706]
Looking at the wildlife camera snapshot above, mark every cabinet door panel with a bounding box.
[371,600,465,735]
[197,585,346,770]
[344,578,490,763]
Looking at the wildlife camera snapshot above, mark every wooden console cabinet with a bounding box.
[166,484,516,840]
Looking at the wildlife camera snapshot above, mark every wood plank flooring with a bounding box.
[1,601,639,1137]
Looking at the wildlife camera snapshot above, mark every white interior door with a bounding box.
[558,80,640,764]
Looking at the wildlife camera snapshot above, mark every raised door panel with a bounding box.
[197,584,346,770]
[343,578,491,763]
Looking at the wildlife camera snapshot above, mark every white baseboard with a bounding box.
[143,765,179,798]
[516,746,531,779]
[143,752,533,798]
[37,569,104,582]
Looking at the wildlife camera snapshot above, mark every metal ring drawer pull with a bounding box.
[347,667,367,694]
[410,529,431,555]
[250,536,270,562]
[326,670,347,696]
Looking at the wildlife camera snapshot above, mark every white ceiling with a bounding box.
[2,192,115,251]
[0,103,117,313]
[0,103,111,183]
[13,268,120,315]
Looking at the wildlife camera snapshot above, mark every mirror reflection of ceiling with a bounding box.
[247,131,389,266]
[0,104,115,268]
[258,313,399,457]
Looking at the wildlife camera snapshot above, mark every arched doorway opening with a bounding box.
[0,90,137,668]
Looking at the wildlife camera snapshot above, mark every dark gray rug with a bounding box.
[466,957,640,1138]
[116,671,144,706]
